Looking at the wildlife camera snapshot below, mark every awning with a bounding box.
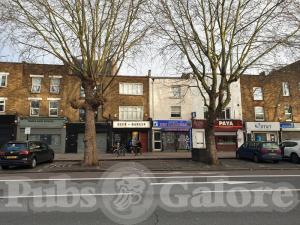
[214,132,237,136]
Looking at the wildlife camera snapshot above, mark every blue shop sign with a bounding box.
[280,122,294,129]
[153,120,191,131]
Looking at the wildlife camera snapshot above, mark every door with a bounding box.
[153,131,162,151]
[139,132,148,153]
[193,131,205,149]
[66,133,78,153]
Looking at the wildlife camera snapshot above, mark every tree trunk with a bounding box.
[83,105,98,166]
[205,121,219,165]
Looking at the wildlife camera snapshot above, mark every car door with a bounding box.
[39,142,50,162]
[247,142,255,159]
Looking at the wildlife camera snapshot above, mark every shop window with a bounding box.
[254,133,267,142]
[254,106,264,121]
[119,106,143,120]
[119,83,143,95]
[31,77,42,93]
[171,85,181,98]
[49,101,59,117]
[253,87,263,100]
[216,136,236,145]
[284,106,293,121]
[0,73,8,87]
[282,82,290,96]
[50,78,60,94]
[38,134,61,145]
[30,100,40,116]
[170,106,181,118]
[0,99,5,112]
[219,108,231,120]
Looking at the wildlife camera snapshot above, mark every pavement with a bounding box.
[55,151,236,161]
[0,169,299,225]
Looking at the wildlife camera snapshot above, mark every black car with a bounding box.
[0,141,54,169]
[236,141,282,163]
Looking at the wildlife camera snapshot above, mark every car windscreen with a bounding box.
[262,143,278,149]
[2,143,27,151]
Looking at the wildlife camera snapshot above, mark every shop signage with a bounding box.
[280,122,294,129]
[192,120,207,129]
[215,120,243,128]
[246,122,280,131]
[113,121,150,128]
[153,120,191,131]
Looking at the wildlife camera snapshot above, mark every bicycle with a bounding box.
[113,145,126,157]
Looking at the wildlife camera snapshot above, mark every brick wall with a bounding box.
[240,61,300,122]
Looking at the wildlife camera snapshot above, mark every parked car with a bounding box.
[280,140,300,163]
[236,141,282,163]
[0,141,54,169]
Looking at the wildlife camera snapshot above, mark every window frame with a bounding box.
[254,106,265,121]
[49,100,59,117]
[282,82,290,97]
[0,98,5,113]
[49,78,60,94]
[219,107,231,120]
[119,106,144,121]
[0,73,8,87]
[119,83,143,96]
[170,106,181,118]
[30,100,40,117]
[31,77,42,93]
[171,85,182,98]
[253,87,263,100]
[284,105,293,121]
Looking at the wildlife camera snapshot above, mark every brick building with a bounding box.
[240,60,300,142]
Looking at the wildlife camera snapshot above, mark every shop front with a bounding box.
[65,122,109,154]
[246,122,280,143]
[280,122,300,141]
[112,121,151,153]
[214,120,243,152]
[18,117,67,153]
[152,120,191,152]
[0,115,17,147]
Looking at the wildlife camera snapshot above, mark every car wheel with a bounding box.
[291,153,299,164]
[30,158,37,168]
[1,165,9,170]
[253,155,260,163]
[48,154,54,163]
[273,160,279,164]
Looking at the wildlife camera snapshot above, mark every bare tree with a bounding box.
[150,0,300,164]
[1,0,149,166]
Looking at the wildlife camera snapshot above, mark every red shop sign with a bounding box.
[214,120,243,129]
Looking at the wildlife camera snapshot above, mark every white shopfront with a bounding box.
[246,122,280,142]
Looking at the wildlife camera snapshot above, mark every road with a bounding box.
[0,168,299,225]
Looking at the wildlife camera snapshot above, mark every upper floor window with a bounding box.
[171,106,181,118]
[171,85,181,98]
[254,106,264,121]
[50,78,60,94]
[0,73,8,87]
[284,105,293,121]
[119,106,143,120]
[49,101,59,117]
[0,98,6,113]
[204,106,208,119]
[30,100,40,116]
[80,86,85,98]
[282,82,290,96]
[253,87,263,100]
[119,83,143,95]
[31,77,42,93]
[219,107,231,120]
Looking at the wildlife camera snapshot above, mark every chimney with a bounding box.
[148,69,151,77]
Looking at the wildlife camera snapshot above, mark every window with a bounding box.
[0,99,5,113]
[171,106,181,118]
[284,105,292,121]
[50,78,60,94]
[253,87,263,100]
[220,108,231,120]
[31,77,42,93]
[30,100,40,116]
[204,106,208,119]
[79,109,86,121]
[171,86,181,98]
[49,101,59,117]
[0,73,8,87]
[119,83,143,95]
[80,86,85,97]
[254,106,264,121]
[282,82,290,96]
[119,106,143,120]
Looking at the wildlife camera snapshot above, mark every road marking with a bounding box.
[151,181,263,186]
[1,174,300,182]
[0,192,132,199]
